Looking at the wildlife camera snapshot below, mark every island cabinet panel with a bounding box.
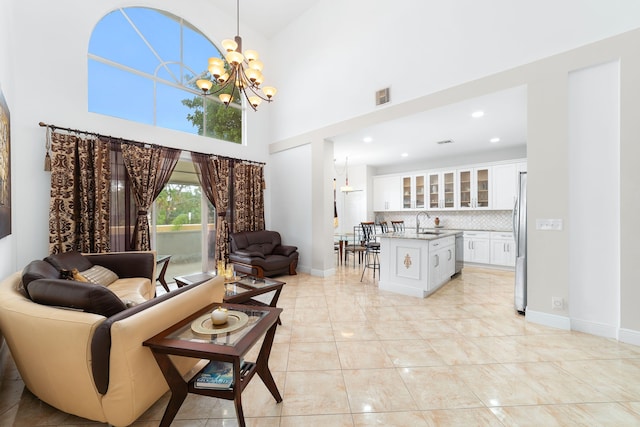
[379,232,459,298]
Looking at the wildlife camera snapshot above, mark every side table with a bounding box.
[143,303,283,427]
[156,255,171,293]
[223,275,285,324]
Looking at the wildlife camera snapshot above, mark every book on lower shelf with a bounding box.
[194,361,234,389]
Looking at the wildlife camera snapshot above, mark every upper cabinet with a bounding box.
[372,159,526,212]
[373,175,402,211]
[458,167,491,209]
[491,161,527,210]
[402,174,426,209]
[427,171,456,210]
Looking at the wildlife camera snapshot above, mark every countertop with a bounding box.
[377,229,463,241]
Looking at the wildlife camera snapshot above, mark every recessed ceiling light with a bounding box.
[363,136,373,143]
[490,137,500,143]
[471,111,484,118]
[401,152,408,157]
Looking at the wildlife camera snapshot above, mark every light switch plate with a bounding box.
[536,219,563,231]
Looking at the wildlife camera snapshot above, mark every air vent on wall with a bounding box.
[375,87,390,106]
[436,139,454,145]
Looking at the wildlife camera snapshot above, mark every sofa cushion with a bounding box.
[45,251,94,272]
[28,278,127,317]
[21,260,61,295]
[81,265,119,286]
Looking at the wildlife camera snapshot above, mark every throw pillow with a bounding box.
[28,279,127,317]
[80,265,119,286]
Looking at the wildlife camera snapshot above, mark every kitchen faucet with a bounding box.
[415,211,431,233]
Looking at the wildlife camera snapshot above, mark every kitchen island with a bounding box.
[378,230,463,298]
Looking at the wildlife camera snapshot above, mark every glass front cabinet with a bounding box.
[458,167,491,209]
[402,175,426,209]
[427,171,456,209]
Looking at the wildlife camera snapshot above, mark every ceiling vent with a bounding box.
[436,139,454,145]
[375,87,390,106]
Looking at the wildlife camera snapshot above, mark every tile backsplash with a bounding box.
[374,210,513,232]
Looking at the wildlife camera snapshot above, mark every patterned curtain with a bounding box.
[191,153,231,264]
[49,132,110,254]
[233,162,265,232]
[121,144,180,250]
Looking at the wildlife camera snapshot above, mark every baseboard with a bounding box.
[309,267,336,277]
[570,317,617,339]
[525,309,571,330]
[619,328,640,346]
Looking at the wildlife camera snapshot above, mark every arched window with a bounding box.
[88,7,241,144]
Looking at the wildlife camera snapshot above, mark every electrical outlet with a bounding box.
[536,219,563,231]
[552,297,564,310]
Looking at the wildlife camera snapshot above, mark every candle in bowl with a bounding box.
[211,307,228,325]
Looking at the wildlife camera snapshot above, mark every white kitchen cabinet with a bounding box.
[402,174,426,210]
[463,231,491,264]
[458,167,491,209]
[373,175,402,211]
[491,161,527,210]
[491,163,517,210]
[490,231,516,267]
[428,236,456,289]
[427,171,456,210]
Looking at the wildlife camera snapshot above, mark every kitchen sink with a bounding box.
[419,231,441,235]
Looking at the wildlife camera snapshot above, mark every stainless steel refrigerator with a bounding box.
[513,171,527,314]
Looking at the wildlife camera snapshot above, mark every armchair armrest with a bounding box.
[273,245,298,257]
[233,249,266,259]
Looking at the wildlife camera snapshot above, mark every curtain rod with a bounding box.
[38,121,265,166]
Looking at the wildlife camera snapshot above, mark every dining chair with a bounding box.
[391,220,405,232]
[344,225,366,267]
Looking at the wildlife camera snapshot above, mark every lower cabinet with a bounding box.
[428,236,456,289]
[489,232,516,267]
[463,231,491,264]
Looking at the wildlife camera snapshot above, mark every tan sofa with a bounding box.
[0,251,225,426]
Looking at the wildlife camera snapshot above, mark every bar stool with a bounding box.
[360,222,380,281]
[391,220,405,232]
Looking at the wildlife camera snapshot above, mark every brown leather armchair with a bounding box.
[229,230,298,278]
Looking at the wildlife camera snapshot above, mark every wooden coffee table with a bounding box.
[222,275,285,308]
[143,303,283,427]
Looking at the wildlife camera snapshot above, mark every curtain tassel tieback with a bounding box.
[137,210,148,215]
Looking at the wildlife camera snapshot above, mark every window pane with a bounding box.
[183,26,220,79]
[88,59,154,125]
[89,9,160,75]
[127,8,180,75]
[156,82,201,134]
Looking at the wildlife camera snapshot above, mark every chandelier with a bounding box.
[196,0,277,111]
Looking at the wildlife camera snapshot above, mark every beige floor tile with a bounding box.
[398,366,484,410]
[286,341,341,371]
[353,411,429,426]
[290,323,335,343]
[280,413,354,427]
[332,321,380,342]
[342,368,418,413]
[427,336,497,365]
[422,408,504,426]
[380,339,446,367]
[336,341,395,369]
[281,370,350,416]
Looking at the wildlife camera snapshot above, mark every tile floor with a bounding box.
[2,265,640,426]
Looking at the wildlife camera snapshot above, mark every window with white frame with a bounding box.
[88,7,242,143]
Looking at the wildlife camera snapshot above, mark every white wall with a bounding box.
[568,61,620,338]
[269,0,640,144]
[269,144,312,273]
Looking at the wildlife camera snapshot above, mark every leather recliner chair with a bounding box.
[228,230,298,278]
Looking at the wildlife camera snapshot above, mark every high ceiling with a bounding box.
[214,0,322,39]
